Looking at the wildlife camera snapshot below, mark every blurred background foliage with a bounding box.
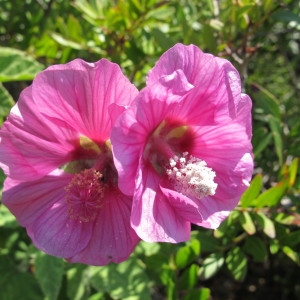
[0,0,299,299]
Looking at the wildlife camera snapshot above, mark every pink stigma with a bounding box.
[65,169,106,222]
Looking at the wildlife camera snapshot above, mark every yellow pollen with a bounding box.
[79,136,101,154]
[165,125,188,139]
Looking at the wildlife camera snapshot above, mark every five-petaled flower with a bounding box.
[0,58,140,265]
[111,44,254,243]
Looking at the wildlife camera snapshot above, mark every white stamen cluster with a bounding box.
[166,152,218,199]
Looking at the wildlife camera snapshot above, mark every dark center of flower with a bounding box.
[63,136,118,222]
[144,119,217,198]
[65,168,106,222]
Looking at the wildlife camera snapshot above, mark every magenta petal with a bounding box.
[0,87,76,180]
[160,186,203,224]
[34,58,138,140]
[68,191,140,266]
[147,43,214,87]
[0,59,138,181]
[130,160,190,243]
[192,122,253,193]
[2,174,92,258]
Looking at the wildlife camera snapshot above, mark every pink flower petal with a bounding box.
[112,85,179,195]
[147,43,214,87]
[112,43,253,241]
[68,190,140,265]
[130,158,190,243]
[2,174,92,258]
[0,59,138,181]
[160,186,203,224]
[0,87,76,179]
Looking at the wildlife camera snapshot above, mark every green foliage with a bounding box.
[0,0,300,299]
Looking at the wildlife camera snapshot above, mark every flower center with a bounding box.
[166,152,218,199]
[144,120,218,199]
[65,168,107,222]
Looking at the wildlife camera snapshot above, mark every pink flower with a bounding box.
[0,58,140,265]
[111,44,253,243]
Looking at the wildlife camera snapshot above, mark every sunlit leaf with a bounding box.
[50,33,87,50]
[240,174,263,207]
[0,82,14,125]
[288,157,298,187]
[67,264,91,300]
[225,246,247,281]
[35,252,65,300]
[253,212,276,238]
[90,258,151,299]
[275,212,296,225]
[0,47,44,82]
[254,182,287,208]
[179,264,199,289]
[200,253,224,280]
[175,239,201,269]
[0,204,18,228]
[282,246,300,265]
[183,288,211,300]
[239,211,256,235]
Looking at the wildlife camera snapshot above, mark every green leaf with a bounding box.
[282,246,300,265]
[90,258,151,300]
[240,174,263,207]
[0,82,14,125]
[151,28,175,51]
[175,239,201,269]
[239,211,256,235]
[50,33,87,50]
[275,212,295,225]
[0,255,43,300]
[253,182,286,208]
[279,231,300,248]
[179,264,199,290]
[272,10,300,23]
[268,115,283,165]
[288,157,298,187]
[200,253,224,280]
[243,236,268,262]
[67,264,91,300]
[253,212,276,238]
[225,246,247,281]
[183,288,211,300]
[35,252,65,300]
[191,231,219,253]
[0,204,18,228]
[251,82,281,118]
[253,130,273,157]
[0,47,44,82]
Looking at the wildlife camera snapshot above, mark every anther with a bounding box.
[166,152,218,199]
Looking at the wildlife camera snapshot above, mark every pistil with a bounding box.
[65,168,106,222]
